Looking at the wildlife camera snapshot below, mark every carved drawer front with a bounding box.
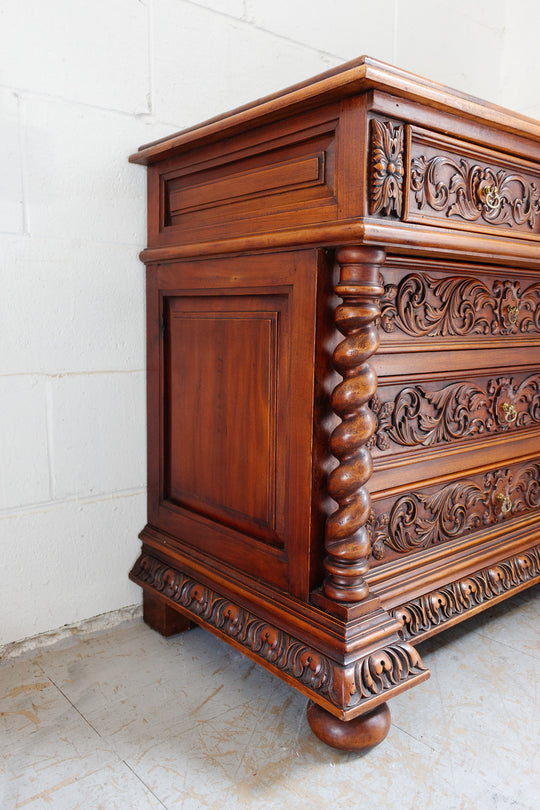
[378,268,540,344]
[368,457,540,566]
[406,127,540,237]
[369,120,540,239]
[370,370,540,458]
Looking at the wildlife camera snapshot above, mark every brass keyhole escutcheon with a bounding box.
[480,184,502,212]
[502,403,518,423]
[497,493,512,514]
[507,305,519,325]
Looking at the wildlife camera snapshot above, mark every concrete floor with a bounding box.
[1,584,539,810]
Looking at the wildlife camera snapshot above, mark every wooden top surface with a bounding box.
[130,55,540,165]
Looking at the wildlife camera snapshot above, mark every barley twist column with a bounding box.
[323,246,385,602]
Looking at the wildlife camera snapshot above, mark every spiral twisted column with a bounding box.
[323,246,385,603]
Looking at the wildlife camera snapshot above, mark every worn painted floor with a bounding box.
[1,584,539,810]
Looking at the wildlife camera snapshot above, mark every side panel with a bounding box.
[166,296,283,543]
[146,250,318,597]
[151,107,340,247]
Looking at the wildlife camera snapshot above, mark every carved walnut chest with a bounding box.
[129,57,540,750]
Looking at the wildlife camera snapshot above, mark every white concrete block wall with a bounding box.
[245,0,396,63]
[50,372,146,500]
[394,0,506,102]
[151,1,337,126]
[1,0,537,647]
[0,91,24,234]
[0,0,150,113]
[501,0,540,119]
[2,494,146,641]
[0,376,50,510]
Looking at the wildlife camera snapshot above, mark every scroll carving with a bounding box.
[323,247,385,603]
[130,553,427,712]
[370,373,540,451]
[380,273,540,336]
[369,461,540,559]
[370,119,405,218]
[392,545,540,640]
[410,153,540,229]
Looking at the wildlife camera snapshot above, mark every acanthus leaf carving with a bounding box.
[380,273,540,336]
[410,153,540,230]
[392,545,540,640]
[368,461,540,559]
[130,553,428,712]
[387,482,487,554]
[370,373,540,451]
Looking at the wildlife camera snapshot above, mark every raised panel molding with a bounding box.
[165,296,282,543]
[168,154,325,217]
[159,114,339,241]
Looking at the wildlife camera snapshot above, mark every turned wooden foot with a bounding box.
[307,701,391,752]
[142,590,194,637]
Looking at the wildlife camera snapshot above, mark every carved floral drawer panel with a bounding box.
[370,369,540,457]
[377,266,540,343]
[368,456,540,566]
[370,120,540,239]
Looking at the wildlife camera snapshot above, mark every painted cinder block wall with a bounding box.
[1,0,539,647]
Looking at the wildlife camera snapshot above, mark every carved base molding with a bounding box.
[391,544,540,641]
[130,552,429,719]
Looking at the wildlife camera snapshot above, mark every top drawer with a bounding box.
[370,119,540,241]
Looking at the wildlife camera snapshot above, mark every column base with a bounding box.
[306,701,391,752]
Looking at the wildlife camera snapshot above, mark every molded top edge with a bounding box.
[129,55,540,165]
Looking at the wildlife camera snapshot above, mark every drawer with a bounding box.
[369,119,540,241]
[367,456,540,567]
[369,369,540,459]
[378,262,540,346]
[405,126,540,239]
[151,107,340,246]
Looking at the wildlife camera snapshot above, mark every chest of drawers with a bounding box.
[129,56,540,750]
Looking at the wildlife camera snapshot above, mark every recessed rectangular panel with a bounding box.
[159,117,338,241]
[168,155,323,215]
[146,251,318,595]
[164,295,285,546]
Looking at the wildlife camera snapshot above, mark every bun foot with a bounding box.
[306,701,391,752]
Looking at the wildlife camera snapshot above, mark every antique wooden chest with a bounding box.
[129,56,540,750]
